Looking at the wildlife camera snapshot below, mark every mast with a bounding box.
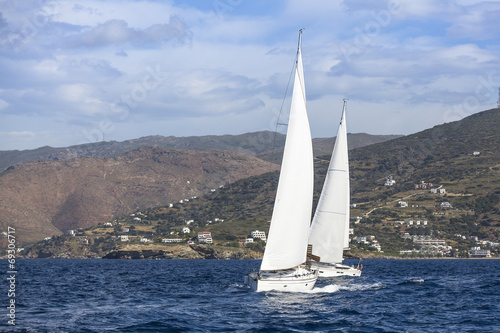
[260,30,314,271]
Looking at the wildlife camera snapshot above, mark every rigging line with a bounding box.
[274,43,299,131]
[268,32,301,175]
[275,29,303,132]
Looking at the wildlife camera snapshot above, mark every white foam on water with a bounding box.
[304,284,341,293]
[226,283,247,292]
[339,282,385,292]
[302,282,385,294]
[236,281,385,294]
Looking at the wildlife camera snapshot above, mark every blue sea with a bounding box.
[1,259,499,332]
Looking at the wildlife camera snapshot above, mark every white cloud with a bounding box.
[446,2,500,39]
[0,98,9,110]
[4,131,35,137]
[0,0,499,150]
[67,16,191,48]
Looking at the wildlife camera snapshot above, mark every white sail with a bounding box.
[308,100,349,264]
[260,33,314,271]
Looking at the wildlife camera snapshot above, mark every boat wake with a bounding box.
[306,284,341,293]
[400,278,425,285]
[304,282,385,294]
[340,282,385,291]
[225,283,248,292]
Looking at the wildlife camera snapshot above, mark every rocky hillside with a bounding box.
[312,133,403,156]
[259,133,403,164]
[348,108,500,191]
[0,132,283,172]
[0,147,278,244]
[14,109,500,259]
[0,131,402,171]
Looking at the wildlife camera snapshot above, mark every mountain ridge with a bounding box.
[0,146,278,244]
[0,131,402,171]
[3,109,499,255]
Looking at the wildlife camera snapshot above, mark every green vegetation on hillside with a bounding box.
[16,109,500,259]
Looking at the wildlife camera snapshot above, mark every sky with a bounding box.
[0,0,499,151]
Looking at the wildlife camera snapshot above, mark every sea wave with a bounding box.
[304,282,385,293]
[6,258,500,332]
[339,282,386,292]
[305,284,341,293]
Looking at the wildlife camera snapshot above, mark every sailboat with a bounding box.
[244,30,318,292]
[308,100,362,277]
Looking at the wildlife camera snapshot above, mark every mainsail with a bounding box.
[260,31,314,271]
[308,100,350,264]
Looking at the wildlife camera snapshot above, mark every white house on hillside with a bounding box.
[251,230,267,242]
[470,247,491,257]
[162,238,182,243]
[385,179,396,186]
[198,231,213,244]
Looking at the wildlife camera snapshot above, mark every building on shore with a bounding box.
[470,247,491,258]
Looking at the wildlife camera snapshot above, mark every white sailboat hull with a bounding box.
[245,267,318,292]
[312,262,361,277]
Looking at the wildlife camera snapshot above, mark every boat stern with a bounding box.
[245,268,318,292]
[313,262,362,277]
[244,271,259,291]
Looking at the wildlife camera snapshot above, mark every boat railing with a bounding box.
[259,270,316,281]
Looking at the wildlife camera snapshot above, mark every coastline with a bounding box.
[7,242,499,260]
[8,254,499,260]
